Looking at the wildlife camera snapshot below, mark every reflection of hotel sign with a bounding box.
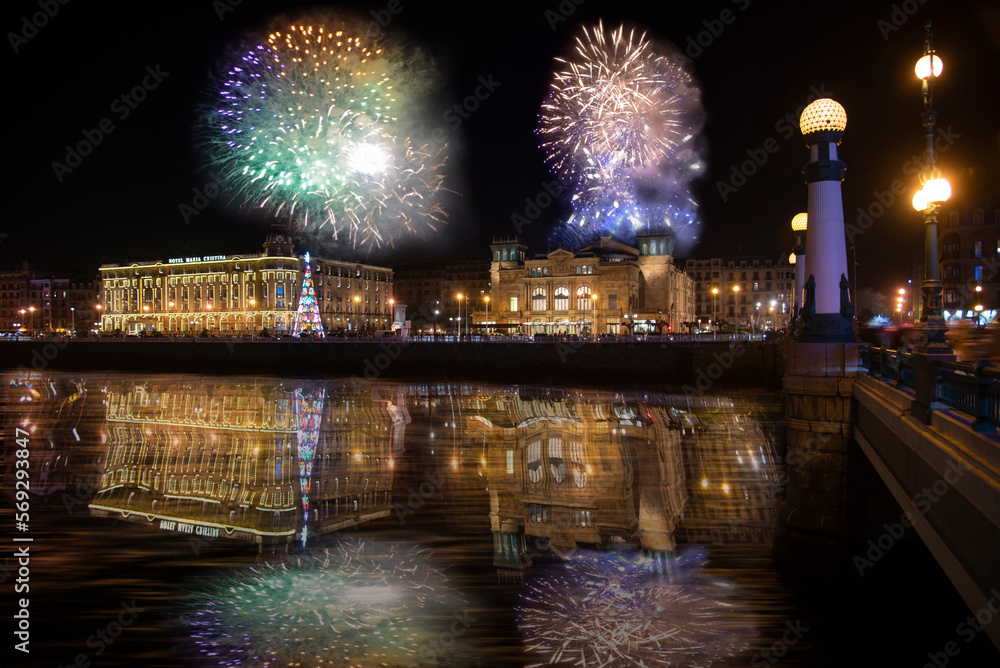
[158,519,220,538]
[167,255,227,264]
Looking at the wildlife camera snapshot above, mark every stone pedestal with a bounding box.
[773,341,859,575]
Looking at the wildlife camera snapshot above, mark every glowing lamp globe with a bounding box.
[914,54,943,80]
[799,98,847,137]
[789,252,797,265]
[912,188,929,212]
[790,212,808,232]
[923,177,952,204]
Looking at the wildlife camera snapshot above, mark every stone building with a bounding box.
[939,198,1000,319]
[392,259,491,334]
[0,262,100,334]
[98,225,394,335]
[485,234,694,336]
[684,253,795,331]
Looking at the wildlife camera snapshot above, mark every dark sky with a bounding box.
[4,0,999,296]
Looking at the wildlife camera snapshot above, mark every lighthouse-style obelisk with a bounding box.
[796,98,856,342]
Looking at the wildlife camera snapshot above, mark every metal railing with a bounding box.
[861,345,1000,432]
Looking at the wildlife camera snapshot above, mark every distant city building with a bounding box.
[0,261,100,334]
[98,225,394,335]
[392,259,491,333]
[939,199,1000,319]
[684,254,795,331]
[485,234,695,336]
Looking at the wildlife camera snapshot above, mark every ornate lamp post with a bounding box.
[912,19,951,348]
[790,212,808,318]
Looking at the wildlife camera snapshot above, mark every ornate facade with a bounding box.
[484,234,695,335]
[98,225,394,334]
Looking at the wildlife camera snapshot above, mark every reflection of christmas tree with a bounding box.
[293,252,325,338]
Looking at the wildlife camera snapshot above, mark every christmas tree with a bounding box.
[292,252,325,338]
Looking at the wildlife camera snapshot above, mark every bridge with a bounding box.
[779,342,1000,651]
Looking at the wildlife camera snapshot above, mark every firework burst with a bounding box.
[207,19,448,250]
[185,539,467,667]
[538,21,704,248]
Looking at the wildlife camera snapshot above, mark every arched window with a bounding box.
[659,240,667,255]
[532,288,547,311]
[527,441,542,483]
[549,438,565,484]
[641,242,648,255]
[554,287,569,311]
[576,286,592,310]
[502,249,508,261]
[575,266,581,275]
[571,441,587,488]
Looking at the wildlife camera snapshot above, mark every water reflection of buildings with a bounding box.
[88,379,408,548]
[403,386,781,579]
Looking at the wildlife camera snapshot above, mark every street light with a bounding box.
[28,306,35,336]
[456,293,464,338]
[70,307,75,337]
[591,292,598,338]
[975,304,984,326]
[791,213,808,319]
[483,295,489,336]
[912,19,951,349]
[354,295,361,333]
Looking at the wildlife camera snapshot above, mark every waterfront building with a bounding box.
[98,225,394,335]
[0,261,100,334]
[393,258,491,334]
[684,254,795,331]
[485,233,694,336]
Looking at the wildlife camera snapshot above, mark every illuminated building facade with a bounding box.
[392,259,491,333]
[98,225,394,334]
[685,254,795,331]
[486,234,695,335]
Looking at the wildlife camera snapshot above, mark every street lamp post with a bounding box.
[354,296,361,333]
[732,285,740,338]
[791,212,808,321]
[29,306,35,337]
[912,19,951,349]
[70,307,75,337]
[712,287,719,340]
[591,292,598,339]
[456,293,463,339]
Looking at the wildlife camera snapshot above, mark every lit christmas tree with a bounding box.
[292,252,325,338]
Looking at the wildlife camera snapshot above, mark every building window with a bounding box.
[608,294,617,310]
[509,296,518,312]
[975,266,984,281]
[975,241,982,258]
[532,288,546,311]
[554,287,569,311]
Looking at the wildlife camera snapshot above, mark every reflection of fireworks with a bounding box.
[517,550,747,666]
[186,539,465,667]
[538,21,703,248]
[209,20,447,249]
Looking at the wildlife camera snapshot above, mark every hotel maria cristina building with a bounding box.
[98,225,394,335]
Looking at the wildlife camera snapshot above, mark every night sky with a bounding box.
[4,0,999,296]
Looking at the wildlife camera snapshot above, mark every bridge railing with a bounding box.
[861,346,1000,432]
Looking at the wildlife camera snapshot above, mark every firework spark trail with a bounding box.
[184,538,466,667]
[207,18,448,250]
[516,550,747,667]
[538,20,704,249]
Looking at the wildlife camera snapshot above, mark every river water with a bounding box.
[1,372,997,667]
